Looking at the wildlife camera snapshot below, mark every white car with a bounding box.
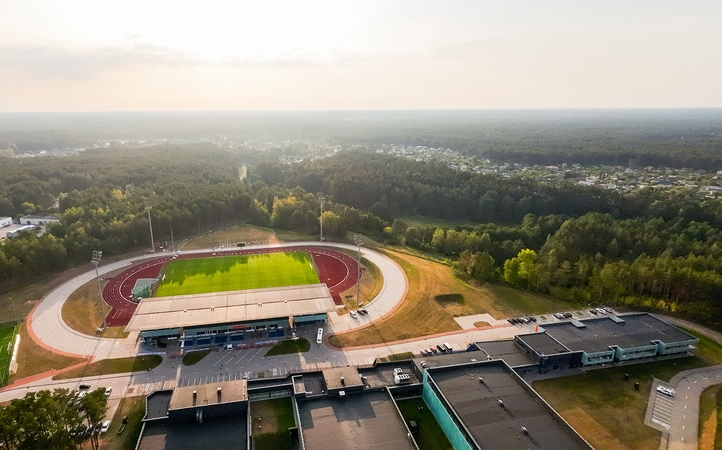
[349,311,358,319]
[100,420,111,433]
[656,385,675,397]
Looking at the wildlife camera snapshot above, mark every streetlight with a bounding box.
[318,193,325,242]
[354,234,363,306]
[91,251,107,330]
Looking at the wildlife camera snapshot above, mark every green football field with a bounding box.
[0,323,18,386]
[154,251,320,297]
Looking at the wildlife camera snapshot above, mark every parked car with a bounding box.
[104,387,112,397]
[429,347,438,354]
[656,385,675,397]
[349,310,358,319]
[100,420,111,433]
[78,384,91,390]
[436,344,446,353]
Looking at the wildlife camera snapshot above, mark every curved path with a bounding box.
[28,242,407,360]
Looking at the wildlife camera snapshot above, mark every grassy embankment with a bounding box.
[52,355,162,380]
[10,322,85,382]
[97,396,146,450]
[61,278,129,339]
[337,255,383,314]
[329,248,576,348]
[533,329,722,450]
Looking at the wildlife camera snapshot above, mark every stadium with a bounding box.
[99,245,361,353]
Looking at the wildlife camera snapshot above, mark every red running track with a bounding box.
[101,246,359,327]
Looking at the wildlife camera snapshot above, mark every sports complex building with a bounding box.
[131,307,697,450]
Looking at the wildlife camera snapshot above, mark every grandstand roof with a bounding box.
[125,284,336,332]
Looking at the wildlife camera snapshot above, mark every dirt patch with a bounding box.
[473,321,491,328]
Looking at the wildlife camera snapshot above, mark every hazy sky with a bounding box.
[1,1,721,111]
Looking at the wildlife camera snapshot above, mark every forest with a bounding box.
[2,141,722,329]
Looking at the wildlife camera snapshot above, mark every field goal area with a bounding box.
[132,278,160,300]
[0,323,19,386]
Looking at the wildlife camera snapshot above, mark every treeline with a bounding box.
[3,143,722,329]
[0,388,107,450]
[265,151,722,226]
[0,145,389,285]
[409,213,722,329]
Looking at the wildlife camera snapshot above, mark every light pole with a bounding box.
[354,234,363,306]
[318,193,325,242]
[91,250,107,330]
[145,202,155,253]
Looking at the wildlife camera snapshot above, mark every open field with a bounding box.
[252,398,295,450]
[10,322,85,382]
[533,329,722,450]
[0,322,18,386]
[328,248,576,348]
[396,397,453,450]
[155,252,320,297]
[62,279,129,338]
[52,355,162,380]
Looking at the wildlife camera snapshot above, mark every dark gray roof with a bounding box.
[429,361,591,450]
[145,391,172,420]
[298,391,415,450]
[543,313,697,353]
[516,332,571,357]
[475,339,542,366]
[138,414,247,450]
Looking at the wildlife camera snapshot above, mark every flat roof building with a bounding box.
[298,391,416,450]
[423,360,592,450]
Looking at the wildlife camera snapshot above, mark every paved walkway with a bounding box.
[646,365,722,450]
[646,315,722,450]
[27,242,408,361]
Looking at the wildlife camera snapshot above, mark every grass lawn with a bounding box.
[716,389,722,450]
[328,248,577,348]
[396,397,453,450]
[10,321,85,382]
[61,279,128,338]
[182,350,211,365]
[0,322,18,386]
[53,355,162,380]
[252,398,296,450]
[698,385,721,450]
[532,328,722,450]
[155,252,319,297]
[98,395,146,450]
[265,338,310,356]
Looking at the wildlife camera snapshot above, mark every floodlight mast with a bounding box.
[145,202,155,253]
[354,234,363,306]
[92,250,107,330]
[318,193,324,242]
